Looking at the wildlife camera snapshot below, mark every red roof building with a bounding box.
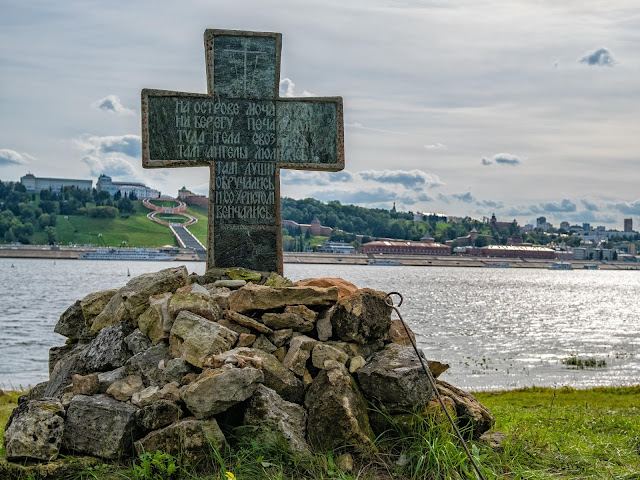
[363,240,450,255]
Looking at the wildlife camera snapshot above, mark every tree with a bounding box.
[474,236,488,247]
[45,226,57,245]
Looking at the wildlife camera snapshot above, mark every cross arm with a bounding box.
[276,96,344,172]
[141,88,213,169]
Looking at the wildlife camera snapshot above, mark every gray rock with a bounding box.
[54,300,85,341]
[304,363,373,451]
[3,399,65,461]
[261,312,313,332]
[72,373,99,396]
[218,317,251,335]
[126,343,173,386]
[97,366,127,393]
[253,335,277,353]
[225,310,273,334]
[282,335,317,377]
[125,329,152,355]
[160,358,197,385]
[311,343,349,369]
[180,366,264,418]
[228,283,338,313]
[267,328,292,347]
[106,375,144,401]
[137,292,172,342]
[136,400,182,431]
[436,380,495,440]
[169,311,238,368]
[229,347,304,404]
[330,288,391,344]
[284,305,317,322]
[168,292,223,323]
[214,279,246,288]
[91,266,188,333]
[89,291,129,334]
[236,333,256,347]
[45,344,88,398]
[315,308,333,341]
[62,394,142,459]
[17,381,48,405]
[81,288,118,325]
[135,418,226,460]
[83,322,135,372]
[49,343,78,376]
[356,343,435,410]
[244,385,310,455]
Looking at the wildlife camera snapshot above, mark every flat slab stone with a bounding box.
[62,394,141,459]
[169,311,238,368]
[180,365,264,418]
[356,343,436,410]
[225,310,273,334]
[135,418,226,460]
[3,399,65,461]
[228,283,338,313]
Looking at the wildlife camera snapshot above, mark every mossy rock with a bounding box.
[224,268,262,282]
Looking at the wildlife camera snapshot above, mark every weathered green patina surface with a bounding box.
[141,29,344,274]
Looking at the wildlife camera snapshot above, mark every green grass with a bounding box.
[55,202,177,247]
[2,387,639,479]
[0,391,22,457]
[155,214,190,224]
[148,200,180,208]
[183,205,208,245]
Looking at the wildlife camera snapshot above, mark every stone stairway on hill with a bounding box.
[171,225,206,260]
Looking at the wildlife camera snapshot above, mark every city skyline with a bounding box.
[1,0,639,228]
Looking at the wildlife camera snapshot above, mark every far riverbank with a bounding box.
[1,244,638,270]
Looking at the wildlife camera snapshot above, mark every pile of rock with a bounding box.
[3,266,494,463]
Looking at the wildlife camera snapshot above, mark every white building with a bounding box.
[96,174,160,198]
[20,173,92,193]
[317,241,355,254]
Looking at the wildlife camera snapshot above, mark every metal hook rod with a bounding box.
[384,292,488,480]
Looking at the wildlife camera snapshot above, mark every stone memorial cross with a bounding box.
[141,29,344,274]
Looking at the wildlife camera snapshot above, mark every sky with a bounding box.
[1,0,639,229]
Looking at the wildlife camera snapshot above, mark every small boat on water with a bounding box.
[583,264,599,270]
[78,248,174,261]
[369,260,402,266]
[549,262,573,270]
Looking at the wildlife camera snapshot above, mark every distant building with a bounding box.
[178,186,208,208]
[536,216,551,232]
[363,239,450,255]
[282,217,333,237]
[624,218,633,232]
[20,173,92,193]
[560,221,570,231]
[479,245,556,259]
[413,212,447,223]
[445,228,495,247]
[96,174,160,198]
[489,213,514,231]
[317,241,355,254]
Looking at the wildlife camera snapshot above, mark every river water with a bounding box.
[1,258,638,391]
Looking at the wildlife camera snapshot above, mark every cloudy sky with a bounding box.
[1,0,639,228]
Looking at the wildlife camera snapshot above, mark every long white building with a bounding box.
[20,173,92,193]
[96,174,160,198]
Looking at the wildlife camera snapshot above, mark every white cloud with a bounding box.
[82,155,137,178]
[73,134,141,158]
[579,47,615,67]
[92,95,135,116]
[424,143,447,150]
[481,153,522,166]
[279,78,315,98]
[359,169,444,188]
[0,149,33,166]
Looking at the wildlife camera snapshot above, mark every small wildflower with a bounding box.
[225,472,236,480]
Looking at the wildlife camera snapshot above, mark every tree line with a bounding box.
[0,180,136,244]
